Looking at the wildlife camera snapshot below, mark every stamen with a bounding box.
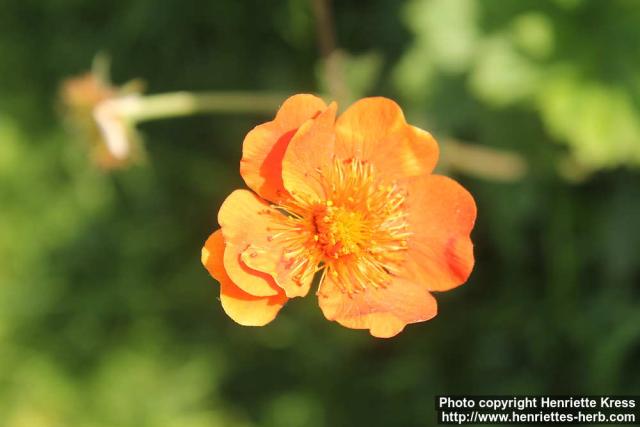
[265,158,412,296]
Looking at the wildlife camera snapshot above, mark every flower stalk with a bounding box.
[110,91,289,122]
[92,91,289,160]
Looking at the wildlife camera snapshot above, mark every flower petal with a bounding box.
[334,97,438,180]
[223,242,279,297]
[281,102,337,201]
[201,230,287,326]
[402,174,476,292]
[240,94,327,202]
[318,276,438,338]
[218,189,314,298]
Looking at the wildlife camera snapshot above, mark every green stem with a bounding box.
[119,91,290,122]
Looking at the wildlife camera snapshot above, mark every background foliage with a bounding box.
[1,0,639,426]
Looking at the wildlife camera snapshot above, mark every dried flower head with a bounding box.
[60,72,143,170]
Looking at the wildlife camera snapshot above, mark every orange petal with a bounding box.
[223,241,279,297]
[334,97,438,180]
[218,189,315,298]
[281,102,337,201]
[201,230,287,326]
[240,94,327,202]
[401,174,477,292]
[318,276,438,338]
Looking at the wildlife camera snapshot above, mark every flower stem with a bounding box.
[117,91,289,123]
[312,0,350,104]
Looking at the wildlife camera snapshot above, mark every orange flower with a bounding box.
[202,94,476,337]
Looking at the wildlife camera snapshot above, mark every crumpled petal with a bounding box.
[317,275,438,338]
[240,94,327,202]
[218,189,315,298]
[223,242,280,297]
[201,230,287,326]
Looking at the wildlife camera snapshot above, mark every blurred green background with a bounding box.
[1,0,640,426]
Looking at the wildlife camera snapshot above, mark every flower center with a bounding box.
[268,158,412,295]
[312,204,368,258]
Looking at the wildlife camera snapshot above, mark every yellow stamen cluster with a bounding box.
[312,203,367,257]
[268,158,412,295]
